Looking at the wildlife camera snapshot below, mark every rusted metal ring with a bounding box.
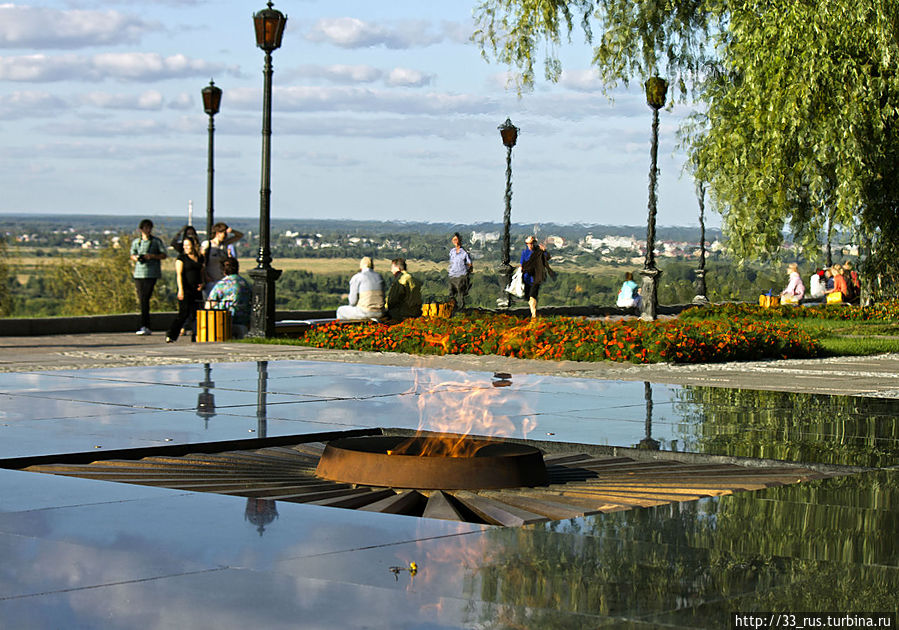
[315,435,548,490]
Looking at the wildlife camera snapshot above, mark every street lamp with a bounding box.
[496,118,519,309]
[640,76,668,321]
[249,1,287,338]
[693,180,709,304]
[201,80,222,242]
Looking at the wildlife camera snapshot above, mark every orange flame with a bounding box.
[390,369,537,457]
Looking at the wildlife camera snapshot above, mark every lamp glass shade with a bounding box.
[498,118,518,148]
[645,77,668,110]
[254,3,287,52]
[202,82,222,116]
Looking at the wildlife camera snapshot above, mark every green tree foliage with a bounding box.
[49,235,174,316]
[0,236,10,316]
[689,0,899,287]
[474,0,899,295]
[473,0,718,94]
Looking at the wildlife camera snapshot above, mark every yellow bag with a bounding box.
[780,295,799,305]
[421,301,455,318]
[826,292,843,305]
[196,309,232,342]
[758,295,777,308]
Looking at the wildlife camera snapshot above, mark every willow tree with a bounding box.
[474,0,899,295]
[689,0,899,292]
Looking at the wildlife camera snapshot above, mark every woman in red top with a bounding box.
[825,264,848,301]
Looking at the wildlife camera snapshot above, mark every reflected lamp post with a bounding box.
[693,180,709,304]
[256,360,268,439]
[196,363,216,429]
[496,118,519,309]
[249,1,287,338]
[640,77,668,321]
[636,381,660,450]
[201,80,222,242]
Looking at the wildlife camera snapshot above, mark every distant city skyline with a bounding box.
[0,1,717,228]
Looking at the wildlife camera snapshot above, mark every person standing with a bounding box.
[519,235,552,319]
[170,225,199,255]
[166,235,205,343]
[129,219,167,335]
[201,222,243,297]
[206,257,252,338]
[337,257,385,320]
[386,258,422,320]
[447,232,472,309]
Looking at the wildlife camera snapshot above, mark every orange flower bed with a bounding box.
[297,314,820,364]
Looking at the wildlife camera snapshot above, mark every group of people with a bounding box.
[335,232,555,321]
[129,219,250,341]
[780,261,861,305]
[336,257,423,321]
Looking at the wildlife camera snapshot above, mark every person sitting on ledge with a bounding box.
[337,257,385,320]
[205,257,251,338]
[780,262,805,305]
[386,258,422,320]
[616,271,642,309]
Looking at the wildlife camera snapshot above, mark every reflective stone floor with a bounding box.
[1,360,896,628]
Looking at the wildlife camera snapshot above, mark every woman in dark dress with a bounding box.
[166,236,206,343]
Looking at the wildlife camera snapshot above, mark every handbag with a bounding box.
[505,266,525,298]
[826,292,843,304]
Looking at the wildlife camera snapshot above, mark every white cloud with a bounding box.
[226,85,498,116]
[287,64,383,85]
[559,69,605,92]
[0,4,160,49]
[386,68,434,88]
[79,90,165,110]
[0,52,239,82]
[38,118,173,137]
[0,90,69,118]
[305,18,444,49]
[166,92,193,110]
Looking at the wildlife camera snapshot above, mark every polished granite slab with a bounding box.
[1,360,897,628]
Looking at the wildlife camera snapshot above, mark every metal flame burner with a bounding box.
[315,435,549,490]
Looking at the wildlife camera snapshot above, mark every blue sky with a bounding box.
[0,0,714,228]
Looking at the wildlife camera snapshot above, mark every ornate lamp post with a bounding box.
[693,180,709,304]
[640,76,668,320]
[201,80,222,242]
[249,1,287,338]
[496,118,519,309]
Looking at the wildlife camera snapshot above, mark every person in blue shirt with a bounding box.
[519,235,552,318]
[447,232,473,309]
[206,257,252,338]
[615,271,642,309]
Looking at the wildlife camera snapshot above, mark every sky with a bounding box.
[0,0,716,228]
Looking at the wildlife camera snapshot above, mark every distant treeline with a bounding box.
[1,213,725,244]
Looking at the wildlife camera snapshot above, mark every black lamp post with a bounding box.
[640,76,668,321]
[693,180,709,304]
[248,1,287,338]
[201,80,222,242]
[496,118,519,309]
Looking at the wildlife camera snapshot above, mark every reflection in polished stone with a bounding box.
[673,387,899,467]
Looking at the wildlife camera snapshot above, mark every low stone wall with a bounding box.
[0,310,335,337]
[0,305,691,337]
